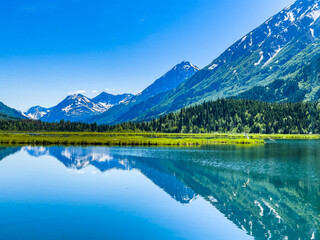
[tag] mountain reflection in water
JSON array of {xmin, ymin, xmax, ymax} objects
[{"xmin": 0, "ymin": 141, "xmax": 319, "ymax": 239}]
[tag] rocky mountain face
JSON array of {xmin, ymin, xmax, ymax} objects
[
  {"xmin": 91, "ymin": 0, "xmax": 320, "ymax": 124},
  {"xmin": 91, "ymin": 92, "xmax": 134, "ymax": 110},
  {"xmin": 24, "ymin": 106, "xmax": 52, "ymax": 120},
  {"xmin": 40, "ymin": 94, "xmax": 107, "ymax": 122}
]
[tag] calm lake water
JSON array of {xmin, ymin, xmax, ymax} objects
[{"xmin": 0, "ymin": 140, "xmax": 319, "ymax": 240}]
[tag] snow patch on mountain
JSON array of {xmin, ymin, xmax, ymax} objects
[
  {"xmin": 311, "ymin": 27, "xmax": 315, "ymax": 37},
  {"xmin": 308, "ymin": 8, "xmax": 320, "ymax": 24},
  {"xmin": 208, "ymin": 64, "xmax": 219, "ymax": 70},
  {"xmin": 285, "ymin": 11, "xmax": 296, "ymax": 22},
  {"xmin": 263, "ymin": 46, "xmax": 282, "ymax": 66},
  {"xmin": 91, "ymin": 92, "xmax": 134, "ymax": 110},
  {"xmin": 254, "ymin": 52, "xmax": 264, "ymax": 66},
  {"xmin": 98, "ymin": 102, "xmax": 114, "ymax": 110}
]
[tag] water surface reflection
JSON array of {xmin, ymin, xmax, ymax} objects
[{"xmin": 0, "ymin": 141, "xmax": 319, "ymax": 239}]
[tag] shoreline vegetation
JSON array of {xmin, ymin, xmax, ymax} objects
[
  {"xmin": 0, "ymin": 132, "xmax": 265, "ymax": 146},
  {"xmin": 0, "ymin": 132, "xmax": 319, "ymax": 147}
]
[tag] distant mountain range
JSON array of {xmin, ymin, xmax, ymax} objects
[
  {"xmin": 1, "ymin": 0, "xmax": 320, "ymax": 125},
  {"xmin": 22, "ymin": 92, "xmax": 133, "ymax": 122},
  {"xmin": 23, "ymin": 61, "xmax": 199, "ymax": 123}
]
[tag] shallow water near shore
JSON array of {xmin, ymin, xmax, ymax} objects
[{"xmin": 0, "ymin": 140, "xmax": 319, "ymax": 239}]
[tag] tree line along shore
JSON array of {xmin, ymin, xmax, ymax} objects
[{"xmin": 1, "ymin": 99, "xmax": 320, "ymax": 146}]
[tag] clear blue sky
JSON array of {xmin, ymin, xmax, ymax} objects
[{"xmin": 1, "ymin": 0, "xmax": 294, "ymax": 111}]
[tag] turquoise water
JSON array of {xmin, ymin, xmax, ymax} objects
[{"xmin": 0, "ymin": 140, "xmax": 319, "ymax": 239}]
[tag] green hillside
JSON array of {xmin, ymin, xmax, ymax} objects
[
  {"xmin": 0, "ymin": 102, "xmax": 25, "ymax": 120},
  {"xmin": 235, "ymin": 46, "xmax": 320, "ymax": 102}
]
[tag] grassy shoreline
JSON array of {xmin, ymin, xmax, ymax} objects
[
  {"xmin": 0, "ymin": 132, "xmax": 264, "ymax": 146},
  {"xmin": 0, "ymin": 132, "xmax": 319, "ymax": 147}
]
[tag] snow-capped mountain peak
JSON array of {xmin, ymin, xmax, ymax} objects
[
  {"xmin": 61, "ymin": 94, "xmax": 106, "ymax": 114},
  {"xmin": 140, "ymin": 61, "xmax": 199, "ymax": 100},
  {"xmin": 40, "ymin": 94, "xmax": 107, "ymax": 122},
  {"xmin": 172, "ymin": 61, "xmax": 199, "ymax": 72},
  {"xmin": 24, "ymin": 106, "xmax": 52, "ymax": 120}
]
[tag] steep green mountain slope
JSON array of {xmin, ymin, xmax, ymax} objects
[
  {"xmin": 92, "ymin": 0, "xmax": 320, "ymax": 125},
  {"xmin": 0, "ymin": 102, "xmax": 25, "ymax": 120},
  {"xmin": 235, "ymin": 46, "xmax": 320, "ymax": 102}
]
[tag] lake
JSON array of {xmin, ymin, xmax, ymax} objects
[{"xmin": 0, "ymin": 140, "xmax": 319, "ymax": 239}]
